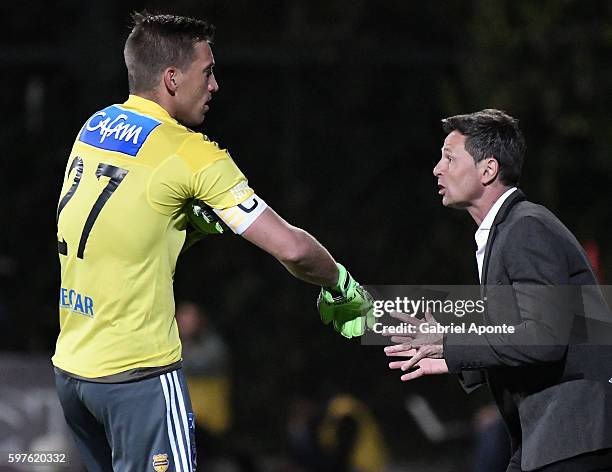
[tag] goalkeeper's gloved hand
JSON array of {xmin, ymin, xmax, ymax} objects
[
  {"xmin": 317, "ymin": 263, "xmax": 374, "ymax": 338},
  {"xmin": 186, "ymin": 199, "xmax": 227, "ymax": 235},
  {"xmin": 181, "ymin": 200, "xmax": 228, "ymax": 254}
]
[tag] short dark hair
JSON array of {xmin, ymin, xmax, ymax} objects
[
  {"xmin": 124, "ymin": 12, "xmax": 216, "ymax": 93},
  {"xmin": 441, "ymin": 109, "xmax": 525, "ymax": 186}
]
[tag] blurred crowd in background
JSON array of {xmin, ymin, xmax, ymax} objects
[{"xmin": 2, "ymin": 1, "xmax": 612, "ymax": 470}]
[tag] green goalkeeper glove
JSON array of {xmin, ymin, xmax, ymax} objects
[
  {"xmin": 317, "ymin": 263, "xmax": 374, "ymax": 338},
  {"xmin": 186, "ymin": 199, "xmax": 227, "ymax": 235}
]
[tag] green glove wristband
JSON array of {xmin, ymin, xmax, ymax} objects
[{"xmin": 329, "ymin": 263, "xmax": 349, "ymax": 295}]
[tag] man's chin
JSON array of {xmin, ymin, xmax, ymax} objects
[
  {"xmin": 441, "ymin": 196, "xmax": 467, "ymax": 209},
  {"xmin": 445, "ymin": 200, "xmax": 470, "ymax": 210}
]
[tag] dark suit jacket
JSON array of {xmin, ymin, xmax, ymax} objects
[{"xmin": 443, "ymin": 189, "xmax": 612, "ymax": 471}]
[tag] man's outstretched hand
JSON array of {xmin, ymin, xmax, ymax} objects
[
  {"xmin": 385, "ymin": 347, "xmax": 449, "ymax": 381},
  {"xmin": 383, "ymin": 310, "xmax": 448, "ymax": 381}
]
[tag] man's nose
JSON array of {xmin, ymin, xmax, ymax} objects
[
  {"xmin": 433, "ymin": 159, "xmax": 443, "ymax": 176},
  {"xmin": 209, "ymin": 73, "xmax": 219, "ymax": 93}
]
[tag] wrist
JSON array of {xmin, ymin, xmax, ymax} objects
[{"xmin": 326, "ymin": 263, "xmax": 347, "ymax": 294}]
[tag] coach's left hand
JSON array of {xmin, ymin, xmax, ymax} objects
[{"xmin": 384, "ymin": 310, "xmax": 444, "ymax": 368}]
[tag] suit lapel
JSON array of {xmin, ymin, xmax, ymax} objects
[{"xmin": 481, "ymin": 189, "xmax": 526, "ymax": 287}]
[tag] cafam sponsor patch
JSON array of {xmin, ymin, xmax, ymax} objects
[{"xmin": 79, "ymin": 105, "xmax": 161, "ymax": 157}]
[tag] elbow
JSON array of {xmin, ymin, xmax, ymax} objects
[
  {"xmin": 277, "ymin": 229, "xmax": 310, "ymax": 266},
  {"xmin": 537, "ymin": 344, "xmax": 567, "ymax": 363},
  {"xmin": 278, "ymin": 242, "xmax": 310, "ymax": 267},
  {"xmin": 519, "ymin": 344, "xmax": 567, "ymax": 365}
]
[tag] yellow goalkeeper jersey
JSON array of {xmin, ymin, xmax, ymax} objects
[{"xmin": 52, "ymin": 95, "xmax": 254, "ymax": 378}]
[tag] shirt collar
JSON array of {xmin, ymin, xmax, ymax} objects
[
  {"xmin": 121, "ymin": 95, "xmax": 175, "ymax": 122},
  {"xmin": 475, "ymin": 187, "xmax": 517, "ymax": 245}
]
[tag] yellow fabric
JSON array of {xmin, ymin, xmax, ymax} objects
[
  {"xmin": 53, "ymin": 95, "xmax": 253, "ymax": 378},
  {"xmin": 319, "ymin": 395, "xmax": 389, "ymax": 472},
  {"xmin": 187, "ymin": 376, "xmax": 231, "ymax": 434}
]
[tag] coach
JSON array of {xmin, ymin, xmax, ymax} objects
[{"xmin": 385, "ymin": 109, "xmax": 612, "ymax": 471}]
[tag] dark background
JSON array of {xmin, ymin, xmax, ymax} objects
[{"xmin": 2, "ymin": 0, "xmax": 611, "ymax": 468}]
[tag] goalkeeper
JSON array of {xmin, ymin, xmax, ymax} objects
[{"xmin": 53, "ymin": 11, "xmax": 372, "ymax": 472}]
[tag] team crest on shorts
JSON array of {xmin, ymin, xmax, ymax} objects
[{"xmin": 152, "ymin": 453, "xmax": 169, "ymax": 472}]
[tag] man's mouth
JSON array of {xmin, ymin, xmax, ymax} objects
[{"xmin": 438, "ymin": 184, "xmax": 446, "ymax": 195}]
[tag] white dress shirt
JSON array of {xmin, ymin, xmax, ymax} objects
[{"xmin": 475, "ymin": 187, "xmax": 517, "ymax": 282}]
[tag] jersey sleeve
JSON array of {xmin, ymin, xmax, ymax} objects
[
  {"xmin": 146, "ymin": 133, "xmax": 255, "ymax": 216},
  {"xmin": 179, "ymin": 134, "xmax": 255, "ymax": 209}
]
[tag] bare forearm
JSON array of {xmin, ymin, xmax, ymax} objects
[
  {"xmin": 278, "ymin": 227, "xmax": 338, "ymax": 286},
  {"xmin": 241, "ymin": 207, "xmax": 339, "ymax": 287}
]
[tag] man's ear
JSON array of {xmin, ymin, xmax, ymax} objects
[
  {"xmin": 163, "ymin": 67, "xmax": 179, "ymax": 96},
  {"xmin": 481, "ymin": 157, "xmax": 499, "ymax": 185}
]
